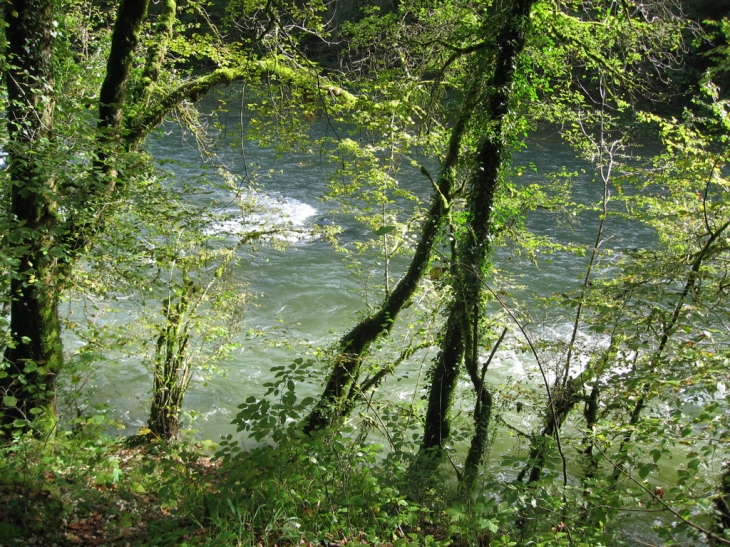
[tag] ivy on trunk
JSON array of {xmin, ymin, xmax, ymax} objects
[{"xmin": 409, "ymin": 0, "xmax": 537, "ymax": 493}]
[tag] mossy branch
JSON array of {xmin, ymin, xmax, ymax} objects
[
  {"xmin": 98, "ymin": 0, "xmax": 150, "ymax": 131},
  {"xmin": 125, "ymin": 59, "xmax": 356, "ymax": 148},
  {"xmin": 132, "ymin": 0, "xmax": 176, "ymax": 104}
]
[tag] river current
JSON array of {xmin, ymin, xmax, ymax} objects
[
  {"xmin": 66, "ymin": 105, "xmax": 693, "ymax": 544},
  {"xmin": 83, "ymin": 120, "xmax": 615, "ymax": 439}
]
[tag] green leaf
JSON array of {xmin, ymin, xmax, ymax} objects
[
  {"xmin": 112, "ymin": 467, "xmax": 123, "ymax": 483},
  {"xmin": 3, "ymin": 396, "xmax": 17, "ymax": 407},
  {"xmin": 637, "ymin": 464, "xmax": 653, "ymax": 480},
  {"xmin": 373, "ymin": 225, "xmax": 396, "ymax": 236}
]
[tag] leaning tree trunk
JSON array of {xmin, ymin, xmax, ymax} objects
[
  {"xmin": 409, "ymin": 0, "xmax": 536, "ymax": 492},
  {"xmin": 66, "ymin": 0, "xmax": 150, "ymax": 257},
  {"xmin": 301, "ymin": 107, "xmax": 473, "ymax": 435},
  {"xmin": 1, "ymin": 0, "xmax": 61, "ymax": 438}
]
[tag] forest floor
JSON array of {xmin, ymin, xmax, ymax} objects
[{"xmin": 0, "ymin": 436, "xmax": 453, "ymax": 547}]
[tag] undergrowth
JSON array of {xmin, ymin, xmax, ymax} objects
[{"xmin": 0, "ymin": 430, "xmax": 466, "ymax": 547}]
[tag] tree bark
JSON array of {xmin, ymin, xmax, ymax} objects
[
  {"xmin": 461, "ymin": 326, "xmax": 506, "ymax": 493},
  {"xmin": 1, "ymin": 0, "xmax": 61, "ymax": 437},
  {"xmin": 98, "ymin": 0, "xmax": 150, "ymax": 133},
  {"xmin": 410, "ymin": 0, "xmax": 536, "ymax": 491},
  {"xmin": 132, "ymin": 0, "xmax": 176, "ymax": 105},
  {"xmin": 64, "ymin": 0, "xmax": 151, "ymax": 259}
]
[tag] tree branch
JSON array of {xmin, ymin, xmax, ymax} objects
[{"xmin": 125, "ymin": 59, "xmax": 356, "ymax": 148}]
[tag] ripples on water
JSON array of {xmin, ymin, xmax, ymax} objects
[{"xmin": 80, "ymin": 122, "xmax": 664, "ymax": 439}]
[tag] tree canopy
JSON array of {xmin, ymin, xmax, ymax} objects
[{"xmin": 3, "ymin": 0, "xmax": 730, "ymax": 545}]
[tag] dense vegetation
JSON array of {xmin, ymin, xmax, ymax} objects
[{"xmin": 2, "ymin": 0, "xmax": 730, "ymax": 545}]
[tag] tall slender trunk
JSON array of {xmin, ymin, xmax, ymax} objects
[
  {"xmin": 1, "ymin": 0, "xmax": 61, "ymax": 437},
  {"xmin": 410, "ymin": 0, "xmax": 536, "ymax": 492}
]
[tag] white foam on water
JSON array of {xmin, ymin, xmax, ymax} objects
[{"xmin": 206, "ymin": 191, "xmax": 317, "ymax": 243}]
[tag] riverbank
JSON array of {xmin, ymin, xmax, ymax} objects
[{"xmin": 0, "ymin": 433, "xmax": 461, "ymax": 547}]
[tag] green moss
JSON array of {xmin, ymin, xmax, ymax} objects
[{"xmin": 0, "ymin": 522, "xmax": 26, "ymax": 540}]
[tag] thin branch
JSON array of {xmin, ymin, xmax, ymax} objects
[{"xmin": 594, "ymin": 441, "xmax": 730, "ymax": 545}]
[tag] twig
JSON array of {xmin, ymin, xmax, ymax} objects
[{"xmin": 593, "ymin": 441, "xmax": 730, "ymax": 544}]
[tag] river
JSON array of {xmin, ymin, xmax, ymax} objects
[
  {"xmin": 68, "ymin": 101, "xmax": 705, "ymax": 545},
  {"xmin": 76, "ymin": 110, "xmax": 654, "ymax": 441},
  {"xmin": 82, "ymin": 121, "xmax": 602, "ymax": 439}
]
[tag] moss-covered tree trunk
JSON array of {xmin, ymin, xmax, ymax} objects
[
  {"xmin": 0, "ymin": 0, "xmax": 61, "ymax": 437},
  {"xmin": 148, "ymin": 292, "xmax": 193, "ymax": 440},
  {"xmin": 66, "ymin": 0, "xmax": 150, "ymax": 257},
  {"xmin": 409, "ymin": 0, "xmax": 536, "ymax": 491},
  {"xmin": 1, "ymin": 0, "xmax": 152, "ymax": 439},
  {"xmin": 301, "ymin": 109, "xmax": 472, "ymax": 435},
  {"xmin": 134, "ymin": 0, "xmax": 176, "ymax": 104}
]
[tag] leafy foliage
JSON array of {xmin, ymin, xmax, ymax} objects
[{"xmin": 6, "ymin": 0, "xmax": 730, "ymax": 546}]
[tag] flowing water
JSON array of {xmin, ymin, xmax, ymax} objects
[
  {"xmin": 70, "ymin": 106, "xmax": 702, "ymax": 544},
  {"xmin": 80, "ymin": 113, "xmax": 654, "ymax": 443}
]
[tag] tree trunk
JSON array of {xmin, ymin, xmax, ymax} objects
[
  {"xmin": 461, "ymin": 326, "xmax": 506, "ymax": 493},
  {"xmin": 132, "ymin": 0, "xmax": 176, "ymax": 104},
  {"xmin": 301, "ymin": 109, "xmax": 472, "ymax": 435},
  {"xmin": 148, "ymin": 323, "xmax": 189, "ymax": 441},
  {"xmin": 148, "ymin": 285, "xmax": 194, "ymax": 441},
  {"xmin": 517, "ymin": 379, "xmax": 580, "ymax": 484},
  {"xmin": 65, "ymin": 0, "xmax": 151, "ymax": 258},
  {"xmin": 2, "ymin": 265, "xmax": 63, "ymax": 435},
  {"xmin": 1, "ymin": 0, "xmax": 61, "ymax": 438},
  {"xmin": 409, "ymin": 0, "xmax": 536, "ymax": 491},
  {"xmin": 99, "ymin": 0, "xmax": 150, "ymax": 134}
]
